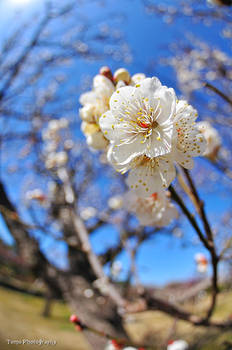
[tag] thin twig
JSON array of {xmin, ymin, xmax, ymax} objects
[{"xmin": 204, "ymin": 82, "xmax": 232, "ymax": 107}]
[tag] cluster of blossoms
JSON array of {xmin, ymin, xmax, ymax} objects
[
  {"xmin": 42, "ymin": 118, "xmax": 71, "ymax": 170},
  {"xmin": 194, "ymin": 253, "xmax": 208, "ymax": 274},
  {"xmin": 79, "ymin": 67, "xmax": 208, "ymax": 228},
  {"xmin": 170, "ymin": 39, "xmax": 232, "ymax": 97},
  {"xmin": 99, "ymin": 72, "xmax": 206, "ymax": 197},
  {"xmin": 79, "ymin": 67, "xmax": 146, "ymax": 151},
  {"xmin": 108, "ymin": 195, "xmax": 123, "ymax": 210},
  {"xmin": 80, "ymin": 206, "xmax": 97, "ymax": 221}
]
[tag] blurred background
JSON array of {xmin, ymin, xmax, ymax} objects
[{"xmin": 0, "ymin": 0, "xmax": 232, "ymax": 349}]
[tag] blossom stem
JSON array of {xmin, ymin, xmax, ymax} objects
[
  {"xmin": 181, "ymin": 168, "xmax": 219, "ymax": 320},
  {"xmin": 169, "ymin": 185, "xmax": 211, "ymax": 251}
]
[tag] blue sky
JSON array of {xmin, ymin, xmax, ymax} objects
[{"xmin": 0, "ymin": 0, "xmax": 231, "ymax": 286}]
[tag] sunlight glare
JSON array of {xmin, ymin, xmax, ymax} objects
[{"xmin": 10, "ymin": 0, "xmax": 33, "ymax": 6}]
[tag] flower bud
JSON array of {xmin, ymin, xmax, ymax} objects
[
  {"xmin": 131, "ymin": 73, "xmax": 146, "ymax": 86},
  {"xmin": 79, "ymin": 104, "xmax": 95, "ymax": 123},
  {"xmin": 70, "ymin": 315, "xmax": 79, "ymax": 323},
  {"xmin": 87, "ymin": 131, "xmax": 108, "ymax": 150},
  {"xmin": 99, "ymin": 66, "xmax": 114, "ymax": 82},
  {"xmin": 81, "ymin": 121, "xmax": 99, "ymax": 136},
  {"xmin": 113, "ymin": 68, "xmax": 131, "ymax": 84}
]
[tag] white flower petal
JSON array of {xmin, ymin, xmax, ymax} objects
[
  {"xmin": 99, "ymin": 110, "xmax": 119, "ymax": 141},
  {"xmin": 154, "ymin": 86, "xmax": 176, "ymax": 125},
  {"xmin": 174, "ymin": 149, "xmax": 194, "ymax": 169},
  {"xmin": 145, "ymin": 124, "xmax": 173, "ymax": 158},
  {"xmin": 110, "ymin": 86, "xmax": 136, "ymax": 116},
  {"xmin": 126, "ymin": 157, "xmax": 176, "ymax": 197},
  {"xmin": 113, "ymin": 138, "xmax": 147, "ymax": 166}
]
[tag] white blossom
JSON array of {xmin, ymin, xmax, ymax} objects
[
  {"xmin": 194, "ymin": 253, "xmax": 208, "ymax": 273},
  {"xmin": 108, "ymin": 195, "xmax": 123, "ymax": 210},
  {"xmin": 125, "ymin": 190, "xmax": 178, "ymax": 227},
  {"xmin": 80, "ymin": 207, "xmax": 97, "ymax": 220},
  {"xmin": 59, "ymin": 117, "xmax": 69, "ymax": 129},
  {"xmin": 47, "ymin": 119, "xmax": 61, "ymax": 132},
  {"xmin": 26, "ymin": 189, "xmax": 46, "ymax": 203},
  {"xmin": 45, "ymin": 151, "xmax": 68, "ymax": 169},
  {"xmin": 172, "ymin": 100, "xmax": 206, "ymax": 169},
  {"xmin": 104, "ymin": 341, "xmax": 122, "ymax": 350},
  {"xmin": 197, "ymin": 121, "xmax": 221, "ymax": 160},
  {"xmin": 100, "ymin": 77, "xmax": 176, "ymax": 162},
  {"xmin": 167, "ymin": 340, "xmax": 189, "ymax": 350},
  {"xmin": 100, "ymin": 77, "xmax": 205, "ymax": 196},
  {"xmin": 84, "ymin": 288, "xmax": 94, "ymax": 298},
  {"xmin": 104, "ymin": 341, "xmax": 137, "ymax": 350}
]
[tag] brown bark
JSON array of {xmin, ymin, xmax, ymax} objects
[{"xmin": 0, "ymin": 181, "xmax": 128, "ymax": 350}]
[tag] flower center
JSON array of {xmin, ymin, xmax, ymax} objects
[{"xmin": 138, "ymin": 120, "xmax": 150, "ymax": 128}]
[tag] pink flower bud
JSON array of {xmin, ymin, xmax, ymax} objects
[{"xmin": 70, "ymin": 314, "xmax": 79, "ymax": 323}]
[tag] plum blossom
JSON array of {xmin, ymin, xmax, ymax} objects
[
  {"xmin": 79, "ymin": 68, "xmax": 147, "ymax": 151},
  {"xmin": 197, "ymin": 121, "xmax": 221, "ymax": 161},
  {"xmin": 45, "ymin": 151, "xmax": 68, "ymax": 169},
  {"xmin": 42, "ymin": 118, "xmax": 70, "ymax": 170},
  {"xmin": 167, "ymin": 340, "xmax": 189, "ymax": 350},
  {"xmin": 125, "ymin": 190, "xmax": 178, "ymax": 227},
  {"xmin": 108, "ymin": 195, "xmax": 123, "ymax": 210},
  {"xmin": 80, "ymin": 207, "xmax": 97, "ymax": 221},
  {"xmin": 194, "ymin": 253, "xmax": 208, "ymax": 273},
  {"xmin": 26, "ymin": 189, "xmax": 46, "ymax": 203},
  {"xmin": 104, "ymin": 340, "xmax": 123, "ymax": 350},
  {"xmin": 104, "ymin": 341, "xmax": 139, "ymax": 350},
  {"xmin": 172, "ymin": 100, "xmax": 206, "ymax": 169},
  {"xmin": 100, "ymin": 77, "xmax": 205, "ymax": 196}
]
